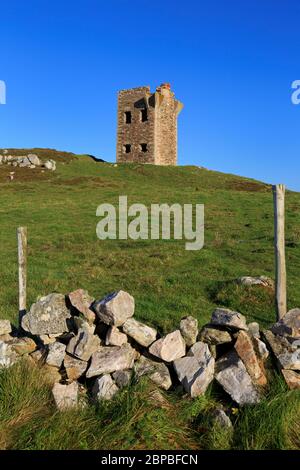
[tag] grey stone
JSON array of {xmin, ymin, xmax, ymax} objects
[
  {"xmin": 253, "ymin": 337, "xmax": 269, "ymax": 361},
  {"xmin": 21, "ymin": 293, "xmax": 71, "ymax": 335},
  {"xmin": 0, "ymin": 319, "xmax": 12, "ymax": 336},
  {"xmin": 173, "ymin": 354, "xmax": 215, "ymax": 397},
  {"xmin": 112, "ymin": 370, "xmax": 132, "ymax": 388},
  {"xmin": 271, "ymin": 308, "xmax": 300, "ymax": 338},
  {"xmin": 93, "ymin": 290, "xmax": 135, "ymax": 327},
  {"xmin": 212, "ymin": 408, "xmax": 233, "ymax": 429},
  {"xmin": 64, "ymin": 353, "xmax": 87, "ymax": 381},
  {"xmin": 122, "ymin": 318, "xmax": 157, "ymax": 347},
  {"xmin": 179, "ymin": 316, "xmax": 198, "ymax": 347},
  {"xmin": 0, "ymin": 341, "xmax": 18, "ymax": 368},
  {"xmin": 187, "ymin": 341, "xmax": 212, "ymax": 366},
  {"xmin": 86, "ymin": 343, "xmax": 136, "ymax": 378},
  {"xmin": 44, "ymin": 159, "xmax": 56, "ymax": 171},
  {"xmin": 66, "ymin": 325, "xmax": 100, "ymax": 361},
  {"xmin": 149, "ymin": 330, "xmax": 186, "ymax": 362},
  {"xmin": 215, "ymin": 351, "xmax": 260, "ymax": 405},
  {"xmin": 27, "ymin": 154, "xmax": 41, "ymax": 166},
  {"xmin": 38, "ymin": 334, "xmax": 58, "ymax": 345},
  {"xmin": 263, "ymin": 330, "xmax": 300, "ymax": 369},
  {"xmin": 199, "ymin": 325, "xmax": 232, "ymax": 345},
  {"xmin": 68, "ymin": 289, "xmax": 96, "ymax": 324},
  {"xmin": 52, "ymin": 382, "xmax": 78, "ymax": 410},
  {"xmin": 211, "ymin": 308, "xmax": 248, "ymax": 331},
  {"xmin": 92, "ymin": 375, "xmax": 119, "ymax": 401},
  {"xmin": 237, "ymin": 276, "xmax": 274, "ymax": 289},
  {"xmin": 105, "ymin": 326, "xmax": 128, "ymax": 346},
  {"xmin": 46, "ymin": 341, "xmax": 66, "ymax": 368},
  {"xmin": 9, "ymin": 337, "xmax": 36, "ymax": 355},
  {"xmin": 134, "ymin": 356, "xmax": 172, "ymax": 390},
  {"xmin": 248, "ymin": 322, "xmax": 260, "ymax": 339}
]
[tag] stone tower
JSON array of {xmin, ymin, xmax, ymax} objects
[{"xmin": 116, "ymin": 83, "xmax": 183, "ymax": 165}]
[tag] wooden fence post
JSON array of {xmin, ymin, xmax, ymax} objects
[
  {"xmin": 272, "ymin": 184, "xmax": 287, "ymax": 320},
  {"xmin": 17, "ymin": 227, "xmax": 27, "ymax": 319}
]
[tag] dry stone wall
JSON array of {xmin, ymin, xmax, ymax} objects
[{"xmin": 1, "ymin": 286, "xmax": 300, "ymax": 421}]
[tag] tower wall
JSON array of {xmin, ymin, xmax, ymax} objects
[{"xmin": 116, "ymin": 84, "xmax": 183, "ymax": 165}]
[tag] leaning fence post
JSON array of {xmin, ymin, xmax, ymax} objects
[
  {"xmin": 17, "ymin": 226, "xmax": 27, "ymax": 322},
  {"xmin": 272, "ymin": 184, "xmax": 287, "ymax": 320}
]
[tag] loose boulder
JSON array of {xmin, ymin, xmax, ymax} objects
[
  {"xmin": 282, "ymin": 369, "xmax": 300, "ymax": 390},
  {"xmin": 199, "ymin": 325, "xmax": 232, "ymax": 345},
  {"xmin": 271, "ymin": 308, "xmax": 300, "ymax": 338},
  {"xmin": 122, "ymin": 318, "xmax": 157, "ymax": 347},
  {"xmin": 149, "ymin": 330, "xmax": 186, "ymax": 362},
  {"xmin": 0, "ymin": 341, "xmax": 18, "ymax": 368},
  {"xmin": 106, "ymin": 326, "xmax": 128, "ymax": 346},
  {"xmin": 86, "ymin": 343, "xmax": 136, "ymax": 378},
  {"xmin": 9, "ymin": 337, "xmax": 36, "ymax": 356},
  {"xmin": 112, "ymin": 370, "xmax": 132, "ymax": 388},
  {"xmin": 134, "ymin": 355, "xmax": 172, "ymax": 390},
  {"xmin": 93, "ymin": 290, "xmax": 135, "ymax": 326},
  {"xmin": 92, "ymin": 375, "xmax": 119, "ymax": 401},
  {"xmin": 66, "ymin": 324, "xmax": 100, "ymax": 361},
  {"xmin": 215, "ymin": 351, "xmax": 260, "ymax": 405},
  {"xmin": 234, "ymin": 331, "xmax": 267, "ymax": 386},
  {"xmin": 0, "ymin": 319, "xmax": 12, "ymax": 336},
  {"xmin": 21, "ymin": 293, "xmax": 71, "ymax": 335},
  {"xmin": 46, "ymin": 341, "xmax": 66, "ymax": 368},
  {"xmin": 68, "ymin": 289, "xmax": 96, "ymax": 324},
  {"xmin": 211, "ymin": 308, "xmax": 248, "ymax": 331},
  {"xmin": 173, "ymin": 354, "xmax": 215, "ymax": 397},
  {"xmin": 179, "ymin": 316, "xmax": 198, "ymax": 347},
  {"xmin": 52, "ymin": 382, "xmax": 79, "ymax": 410},
  {"xmin": 64, "ymin": 354, "xmax": 88, "ymax": 381}
]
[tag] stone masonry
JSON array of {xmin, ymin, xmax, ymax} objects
[{"xmin": 116, "ymin": 83, "xmax": 183, "ymax": 165}]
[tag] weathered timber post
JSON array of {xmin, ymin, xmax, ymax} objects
[
  {"xmin": 17, "ymin": 227, "xmax": 27, "ymax": 321},
  {"xmin": 272, "ymin": 184, "xmax": 287, "ymax": 320}
]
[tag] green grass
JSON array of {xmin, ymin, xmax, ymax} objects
[{"xmin": 0, "ymin": 148, "xmax": 300, "ymax": 449}]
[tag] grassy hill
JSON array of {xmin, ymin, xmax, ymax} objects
[{"xmin": 0, "ymin": 149, "xmax": 300, "ymax": 450}]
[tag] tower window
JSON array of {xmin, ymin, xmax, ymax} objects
[
  {"xmin": 140, "ymin": 108, "xmax": 148, "ymax": 122},
  {"xmin": 124, "ymin": 111, "xmax": 131, "ymax": 124},
  {"xmin": 140, "ymin": 143, "xmax": 148, "ymax": 152},
  {"xmin": 123, "ymin": 144, "xmax": 131, "ymax": 153}
]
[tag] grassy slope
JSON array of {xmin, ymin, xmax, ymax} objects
[{"xmin": 0, "ymin": 149, "xmax": 300, "ymax": 449}]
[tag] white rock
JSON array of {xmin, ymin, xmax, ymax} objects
[
  {"xmin": 211, "ymin": 308, "xmax": 248, "ymax": 331},
  {"xmin": 86, "ymin": 343, "xmax": 136, "ymax": 378},
  {"xmin": 105, "ymin": 326, "xmax": 128, "ymax": 346},
  {"xmin": 149, "ymin": 330, "xmax": 186, "ymax": 362},
  {"xmin": 92, "ymin": 375, "xmax": 119, "ymax": 401},
  {"xmin": 0, "ymin": 341, "xmax": 18, "ymax": 368},
  {"xmin": 27, "ymin": 154, "xmax": 41, "ymax": 166},
  {"xmin": 179, "ymin": 316, "xmax": 198, "ymax": 347},
  {"xmin": 52, "ymin": 382, "xmax": 79, "ymax": 410},
  {"xmin": 46, "ymin": 341, "xmax": 66, "ymax": 368},
  {"xmin": 174, "ymin": 345, "xmax": 215, "ymax": 397},
  {"xmin": 122, "ymin": 318, "xmax": 157, "ymax": 347},
  {"xmin": 21, "ymin": 293, "xmax": 71, "ymax": 335},
  {"xmin": 66, "ymin": 325, "xmax": 101, "ymax": 361},
  {"xmin": 215, "ymin": 351, "xmax": 260, "ymax": 405},
  {"xmin": 44, "ymin": 159, "xmax": 56, "ymax": 170},
  {"xmin": 93, "ymin": 290, "xmax": 135, "ymax": 326},
  {"xmin": 0, "ymin": 320, "xmax": 12, "ymax": 336},
  {"xmin": 64, "ymin": 354, "xmax": 88, "ymax": 381},
  {"xmin": 134, "ymin": 356, "xmax": 172, "ymax": 390}
]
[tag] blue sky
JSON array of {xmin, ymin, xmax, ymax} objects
[{"xmin": 1, "ymin": 0, "xmax": 300, "ymax": 190}]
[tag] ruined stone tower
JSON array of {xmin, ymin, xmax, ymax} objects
[{"xmin": 116, "ymin": 83, "xmax": 183, "ymax": 165}]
